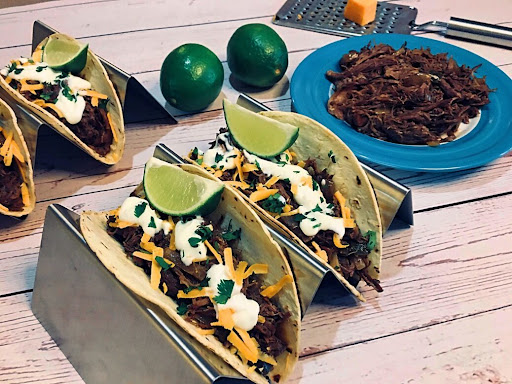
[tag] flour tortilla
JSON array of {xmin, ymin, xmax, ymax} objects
[
  {"xmin": 0, "ymin": 33, "xmax": 124, "ymax": 165},
  {"xmin": 189, "ymin": 111, "xmax": 383, "ymax": 301},
  {"xmin": 0, "ymin": 98, "xmax": 36, "ymax": 217},
  {"xmin": 80, "ymin": 164, "xmax": 300, "ymax": 384}
]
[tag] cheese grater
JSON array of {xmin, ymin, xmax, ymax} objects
[
  {"xmin": 273, "ymin": 0, "xmax": 418, "ymax": 36},
  {"xmin": 273, "ymin": 0, "xmax": 512, "ymax": 48}
]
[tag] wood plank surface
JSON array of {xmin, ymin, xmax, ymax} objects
[{"xmin": 0, "ymin": 0, "xmax": 511, "ymax": 383}]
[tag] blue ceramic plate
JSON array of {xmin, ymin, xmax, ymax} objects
[{"xmin": 290, "ymin": 34, "xmax": 512, "ymax": 172}]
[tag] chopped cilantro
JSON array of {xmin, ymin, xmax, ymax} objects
[
  {"xmin": 134, "ymin": 201, "xmax": 147, "ymax": 218},
  {"xmin": 312, "ymin": 204, "xmax": 322, "ymax": 212},
  {"xmin": 255, "ymin": 160, "xmax": 261, "ymax": 170},
  {"xmin": 183, "ymin": 277, "xmax": 210, "ymax": 294},
  {"xmin": 283, "ymin": 178, "xmax": 290, "ymax": 184},
  {"xmin": 211, "ymin": 164, "xmax": 217, "ymax": 169},
  {"xmin": 227, "ymin": 154, "xmax": 237, "ymax": 159},
  {"xmin": 222, "ymin": 227, "xmax": 241, "ymax": 241},
  {"xmin": 313, "ymin": 223, "xmax": 321, "ymax": 229},
  {"xmin": 35, "ymin": 66, "xmax": 46, "ymax": 72},
  {"xmin": 320, "ymin": 197, "xmax": 325, "ymax": 203},
  {"xmin": 293, "ymin": 213, "xmax": 306, "ymax": 222},
  {"xmin": 192, "ymin": 147, "xmax": 199, "ymax": 157},
  {"xmin": 6, "ymin": 62, "xmax": 16, "ymax": 74},
  {"xmin": 98, "ymin": 97, "xmax": 109, "ymax": 110},
  {"xmin": 219, "ymin": 165, "xmax": 224, "ymax": 170},
  {"xmin": 312, "ymin": 180, "xmax": 319, "ymax": 191},
  {"xmin": 155, "ymin": 256, "xmax": 172, "ymax": 270},
  {"xmin": 196, "ymin": 158, "xmax": 203, "ymax": 165},
  {"xmin": 328, "ymin": 150, "xmax": 336, "ymax": 163},
  {"xmin": 188, "ymin": 237, "xmax": 201, "ymax": 248},
  {"xmin": 214, "ymin": 279, "xmax": 235, "ymax": 304},
  {"xmin": 176, "ymin": 301, "xmax": 189, "ymax": 315},
  {"xmin": 56, "ymin": 71, "xmax": 69, "ymax": 79},
  {"xmin": 195, "ymin": 225, "xmax": 212, "ymax": 241},
  {"xmin": 277, "ymin": 161, "xmax": 287, "ymax": 167},
  {"xmin": 293, "ymin": 170, "xmax": 300, "ymax": 174},
  {"xmin": 40, "ymin": 92, "xmax": 53, "ymax": 102},
  {"xmin": 366, "ymin": 230, "xmax": 377, "ymax": 251},
  {"xmin": 148, "ymin": 217, "xmax": 157, "ymax": 228},
  {"xmin": 13, "ymin": 68, "xmax": 23, "ymax": 75},
  {"xmin": 261, "ymin": 193, "xmax": 285, "ymax": 213},
  {"xmin": 215, "ymin": 153, "xmax": 223, "ymax": 163},
  {"xmin": 60, "ymin": 82, "xmax": 77, "ymax": 102},
  {"xmin": 28, "ymin": 59, "xmax": 34, "ymax": 64}
]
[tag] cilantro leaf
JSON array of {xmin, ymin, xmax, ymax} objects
[
  {"xmin": 7, "ymin": 62, "xmax": 16, "ymax": 74},
  {"xmin": 215, "ymin": 153, "xmax": 223, "ymax": 163},
  {"xmin": 261, "ymin": 193, "xmax": 285, "ymax": 213},
  {"xmin": 312, "ymin": 204, "xmax": 322, "ymax": 212},
  {"xmin": 255, "ymin": 160, "xmax": 261, "ymax": 170},
  {"xmin": 222, "ymin": 228, "xmax": 241, "ymax": 241},
  {"xmin": 13, "ymin": 68, "xmax": 23, "ymax": 75},
  {"xmin": 328, "ymin": 150, "xmax": 336, "ymax": 163},
  {"xmin": 189, "ymin": 225, "xmax": 212, "ymax": 247},
  {"xmin": 35, "ymin": 66, "xmax": 47, "ymax": 72},
  {"xmin": 196, "ymin": 158, "xmax": 203, "ymax": 165},
  {"xmin": 313, "ymin": 223, "xmax": 321, "ymax": 229},
  {"xmin": 134, "ymin": 202, "xmax": 147, "ymax": 218},
  {"xmin": 192, "ymin": 147, "xmax": 199, "ymax": 157},
  {"xmin": 98, "ymin": 97, "xmax": 109, "ymax": 110},
  {"xmin": 155, "ymin": 256, "xmax": 172, "ymax": 270},
  {"xmin": 188, "ymin": 237, "xmax": 201, "ymax": 248},
  {"xmin": 214, "ymin": 279, "xmax": 235, "ymax": 304},
  {"xmin": 312, "ymin": 180, "xmax": 319, "ymax": 191},
  {"xmin": 183, "ymin": 277, "xmax": 210, "ymax": 294},
  {"xmin": 293, "ymin": 213, "xmax": 306, "ymax": 222},
  {"xmin": 177, "ymin": 301, "xmax": 189, "ymax": 315},
  {"xmin": 148, "ymin": 217, "xmax": 157, "ymax": 228},
  {"xmin": 366, "ymin": 230, "xmax": 377, "ymax": 251}
]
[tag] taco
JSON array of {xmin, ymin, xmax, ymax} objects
[
  {"xmin": 0, "ymin": 34, "xmax": 124, "ymax": 165},
  {"xmin": 80, "ymin": 160, "xmax": 300, "ymax": 384},
  {"xmin": 188, "ymin": 102, "xmax": 382, "ymax": 301},
  {"xmin": 0, "ymin": 97, "xmax": 36, "ymax": 217}
]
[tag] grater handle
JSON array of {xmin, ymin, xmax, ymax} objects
[{"xmin": 445, "ymin": 17, "xmax": 512, "ymax": 49}]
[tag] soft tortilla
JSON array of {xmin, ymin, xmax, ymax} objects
[
  {"xmin": 80, "ymin": 164, "xmax": 300, "ymax": 384},
  {"xmin": 189, "ymin": 111, "xmax": 383, "ymax": 301},
  {"xmin": 0, "ymin": 97, "xmax": 36, "ymax": 217},
  {"xmin": 0, "ymin": 33, "xmax": 125, "ymax": 165}
]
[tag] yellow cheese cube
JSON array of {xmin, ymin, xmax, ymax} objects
[{"xmin": 344, "ymin": 0, "xmax": 378, "ymax": 26}]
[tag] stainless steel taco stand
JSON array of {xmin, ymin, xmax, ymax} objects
[{"xmin": 32, "ymin": 204, "xmax": 251, "ymax": 384}]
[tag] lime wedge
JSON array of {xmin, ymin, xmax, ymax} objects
[
  {"xmin": 43, "ymin": 35, "xmax": 88, "ymax": 74},
  {"xmin": 143, "ymin": 157, "xmax": 224, "ymax": 216},
  {"xmin": 223, "ymin": 99, "xmax": 299, "ymax": 158}
]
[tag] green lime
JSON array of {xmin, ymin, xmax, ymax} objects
[
  {"xmin": 223, "ymin": 99, "xmax": 298, "ymax": 158},
  {"xmin": 42, "ymin": 35, "xmax": 88, "ymax": 74},
  {"xmin": 143, "ymin": 157, "xmax": 224, "ymax": 216},
  {"xmin": 160, "ymin": 44, "xmax": 224, "ymax": 112},
  {"xmin": 227, "ymin": 24, "xmax": 288, "ymax": 88}
]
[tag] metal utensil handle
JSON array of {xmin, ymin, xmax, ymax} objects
[{"xmin": 445, "ymin": 17, "xmax": 512, "ymax": 49}]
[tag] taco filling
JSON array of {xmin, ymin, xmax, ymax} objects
[
  {"xmin": 190, "ymin": 129, "xmax": 382, "ymax": 292},
  {"xmin": 106, "ymin": 195, "xmax": 293, "ymax": 376},
  {"xmin": 0, "ymin": 127, "xmax": 30, "ymax": 212},
  {"xmin": 0, "ymin": 58, "xmax": 114, "ymax": 156}
]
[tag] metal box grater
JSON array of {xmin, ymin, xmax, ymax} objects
[{"xmin": 273, "ymin": 0, "xmax": 418, "ymax": 37}]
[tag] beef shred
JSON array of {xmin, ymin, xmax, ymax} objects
[
  {"xmin": 326, "ymin": 43, "xmax": 492, "ymax": 145},
  {"xmin": 0, "ymin": 133, "xmax": 24, "ymax": 211}
]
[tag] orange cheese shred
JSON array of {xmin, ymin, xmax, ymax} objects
[
  {"xmin": 234, "ymin": 261, "xmax": 248, "ymax": 286},
  {"xmin": 196, "ymin": 328, "xmax": 215, "ymax": 335},
  {"xmin": 242, "ymin": 163, "xmax": 258, "ymax": 173},
  {"xmin": 242, "ymin": 264, "xmax": 269, "ymax": 279},
  {"xmin": 260, "ymin": 275, "xmax": 293, "ymax": 298},
  {"xmin": 225, "ymin": 181, "xmax": 250, "ymax": 189},
  {"xmin": 311, "ymin": 241, "xmax": 328, "ymax": 262},
  {"xmin": 162, "ymin": 282, "xmax": 168, "ymax": 294},
  {"xmin": 290, "ymin": 184, "xmax": 298, "ymax": 195},
  {"xmin": 32, "ymin": 49, "xmax": 43, "ymax": 62},
  {"xmin": 227, "ymin": 331, "xmax": 259, "ymax": 363},
  {"xmin": 109, "ymin": 220, "xmax": 137, "ymax": 229},
  {"xmin": 214, "ymin": 170, "xmax": 223, "ymax": 178},
  {"xmin": 333, "ymin": 233, "xmax": 349, "ymax": 249},
  {"xmin": 258, "ymin": 315, "xmax": 266, "ymax": 323},
  {"xmin": 259, "ymin": 353, "xmax": 278, "ymax": 366},
  {"xmin": 20, "ymin": 82, "xmax": 44, "ymax": 94},
  {"xmin": 150, "ymin": 258, "xmax": 162, "ymax": 290},
  {"xmin": 152, "ymin": 246, "xmax": 164, "ymax": 258},
  {"xmin": 234, "ymin": 150, "xmax": 244, "ymax": 182},
  {"xmin": 297, "ymin": 160, "xmax": 306, "ymax": 168},
  {"xmin": 9, "ymin": 140, "xmax": 24, "ymax": 163},
  {"xmin": 20, "ymin": 183, "xmax": 30, "ymax": 206},
  {"xmin": 133, "ymin": 251, "xmax": 153, "ymax": 261},
  {"xmin": 140, "ymin": 241, "xmax": 156, "ymax": 253},
  {"xmin": 204, "ymin": 240, "xmax": 223, "ymax": 264},
  {"xmin": 235, "ymin": 327, "xmax": 259, "ymax": 358},
  {"xmin": 141, "ymin": 233, "xmax": 151, "ymax": 243},
  {"xmin": 3, "ymin": 146, "xmax": 13, "ymax": 166},
  {"xmin": 0, "ymin": 131, "xmax": 13, "ymax": 157},
  {"xmin": 107, "ymin": 112, "xmax": 118, "ymax": 143},
  {"xmin": 344, "ymin": 218, "xmax": 356, "ymax": 228},
  {"xmin": 224, "ymin": 247, "xmax": 235, "ymax": 280},
  {"xmin": 334, "ymin": 191, "xmax": 346, "ymax": 209},
  {"xmin": 80, "ymin": 90, "xmax": 108, "ymax": 99},
  {"xmin": 177, "ymin": 289, "xmax": 212, "ymax": 299},
  {"xmin": 211, "ymin": 308, "xmax": 235, "ymax": 330},
  {"xmin": 91, "ymin": 96, "xmax": 99, "ymax": 107},
  {"xmin": 42, "ymin": 103, "xmax": 64, "ymax": 118},
  {"xmin": 264, "ymin": 175, "xmax": 280, "ymax": 188},
  {"xmin": 249, "ymin": 188, "xmax": 278, "ymax": 203},
  {"xmin": 278, "ymin": 208, "xmax": 299, "ymax": 218}
]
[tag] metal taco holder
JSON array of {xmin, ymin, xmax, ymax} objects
[{"xmin": 32, "ymin": 204, "xmax": 251, "ymax": 384}]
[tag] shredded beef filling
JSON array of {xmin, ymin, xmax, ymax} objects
[
  {"xmin": 326, "ymin": 43, "xmax": 492, "ymax": 145},
  {"xmin": 106, "ymin": 215, "xmax": 290, "ymax": 359},
  {"xmin": 0, "ymin": 133, "xmax": 24, "ymax": 211},
  {"xmin": 9, "ymin": 79, "xmax": 113, "ymax": 156}
]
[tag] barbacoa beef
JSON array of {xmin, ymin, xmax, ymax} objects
[
  {"xmin": 0, "ymin": 133, "xmax": 24, "ymax": 211},
  {"xmin": 326, "ymin": 43, "xmax": 492, "ymax": 145}
]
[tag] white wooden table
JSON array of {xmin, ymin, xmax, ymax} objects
[{"xmin": 1, "ymin": 1, "xmax": 511, "ymax": 383}]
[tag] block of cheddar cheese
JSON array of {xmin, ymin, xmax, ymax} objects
[{"xmin": 344, "ymin": 0, "xmax": 378, "ymax": 26}]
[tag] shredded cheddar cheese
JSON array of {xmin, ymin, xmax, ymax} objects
[
  {"xmin": 204, "ymin": 240, "xmax": 223, "ymax": 264},
  {"xmin": 150, "ymin": 258, "xmax": 162, "ymax": 290},
  {"xmin": 80, "ymin": 90, "xmax": 108, "ymax": 99},
  {"xmin": 242, "ymin": 163, "xmax": 258, "ymax": 173},
  {"xmin": 258, "ymin": 315, "xmax": 266, "ymax": 323},
  {"xmin": 162, "ymin": 282, "xmax": 168, "ymax": 294},
  {"xmin": 225, "ymin": 181, "xmax": 250, "ymax": 189},
  {"xmin": 227, "ymin": 331, "xmax": 259, "ymax": 363},
  {"xmin": 333, "ymin": 233, "xmax": 349, "ymax": 249},
  {"xmin": 196, "ymin": 328, "xmax": 215, "ymax": 335},
  {"xmin": 20, "ymin": 183, "xmax": 30, "ymax": 206},
  {"xmin": 249, "ymin": 188, "xmax": 278, "ymax": 203},
  {"xmin": 141, "ymin": 233, "xmax": 151, "ymax": 243},
  {"xmin": 224, "ymin": 247, "xmax": 236, "ymax": 280},
  {"xmin": 211, "ymin": 308, "xmax": 235, "ymax": 329},
  {"xmin": 264, "ymin": 175, "xmax": 280, "ymax": 188},
  {"xmin": 260, "ymin": 275, "xmax": 293, "ymax": 298},
  {"xmin": 311, "ymin": 241, "xmax": 328, "ymax": 262},
  {"xmin": 9, "ymin": 140, "xmax": 24, "ymax": 163},
  {"xmin": 91, "ymin": 97, "xmax": 99, "ymax": 107},
  {"xmin": 242, "ymin": 264, "xmax": 269, "ymax": 279},
  {"xmin": 0, "ymin": 131, "xmax": 13, "ymax": 157},
  {"xmin": 177, "ymin": 289, "xmax": 212, "ymax": 299},
  {"xmin": 133, "ymin": 251, "xmax": 152, "ymax": 261}
]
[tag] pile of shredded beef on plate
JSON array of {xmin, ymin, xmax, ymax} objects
[{"xmin": 326, "ymin": 43, "xmax": 492, "ymax": 145}]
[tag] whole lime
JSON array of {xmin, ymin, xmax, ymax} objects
[
  {"xmin": 227, "ymin": 24, "xmax": 288, "ymax": 88},
  {"xmin": 160, "ymin": 44, "xmax": 224, "ymax": 112}
]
